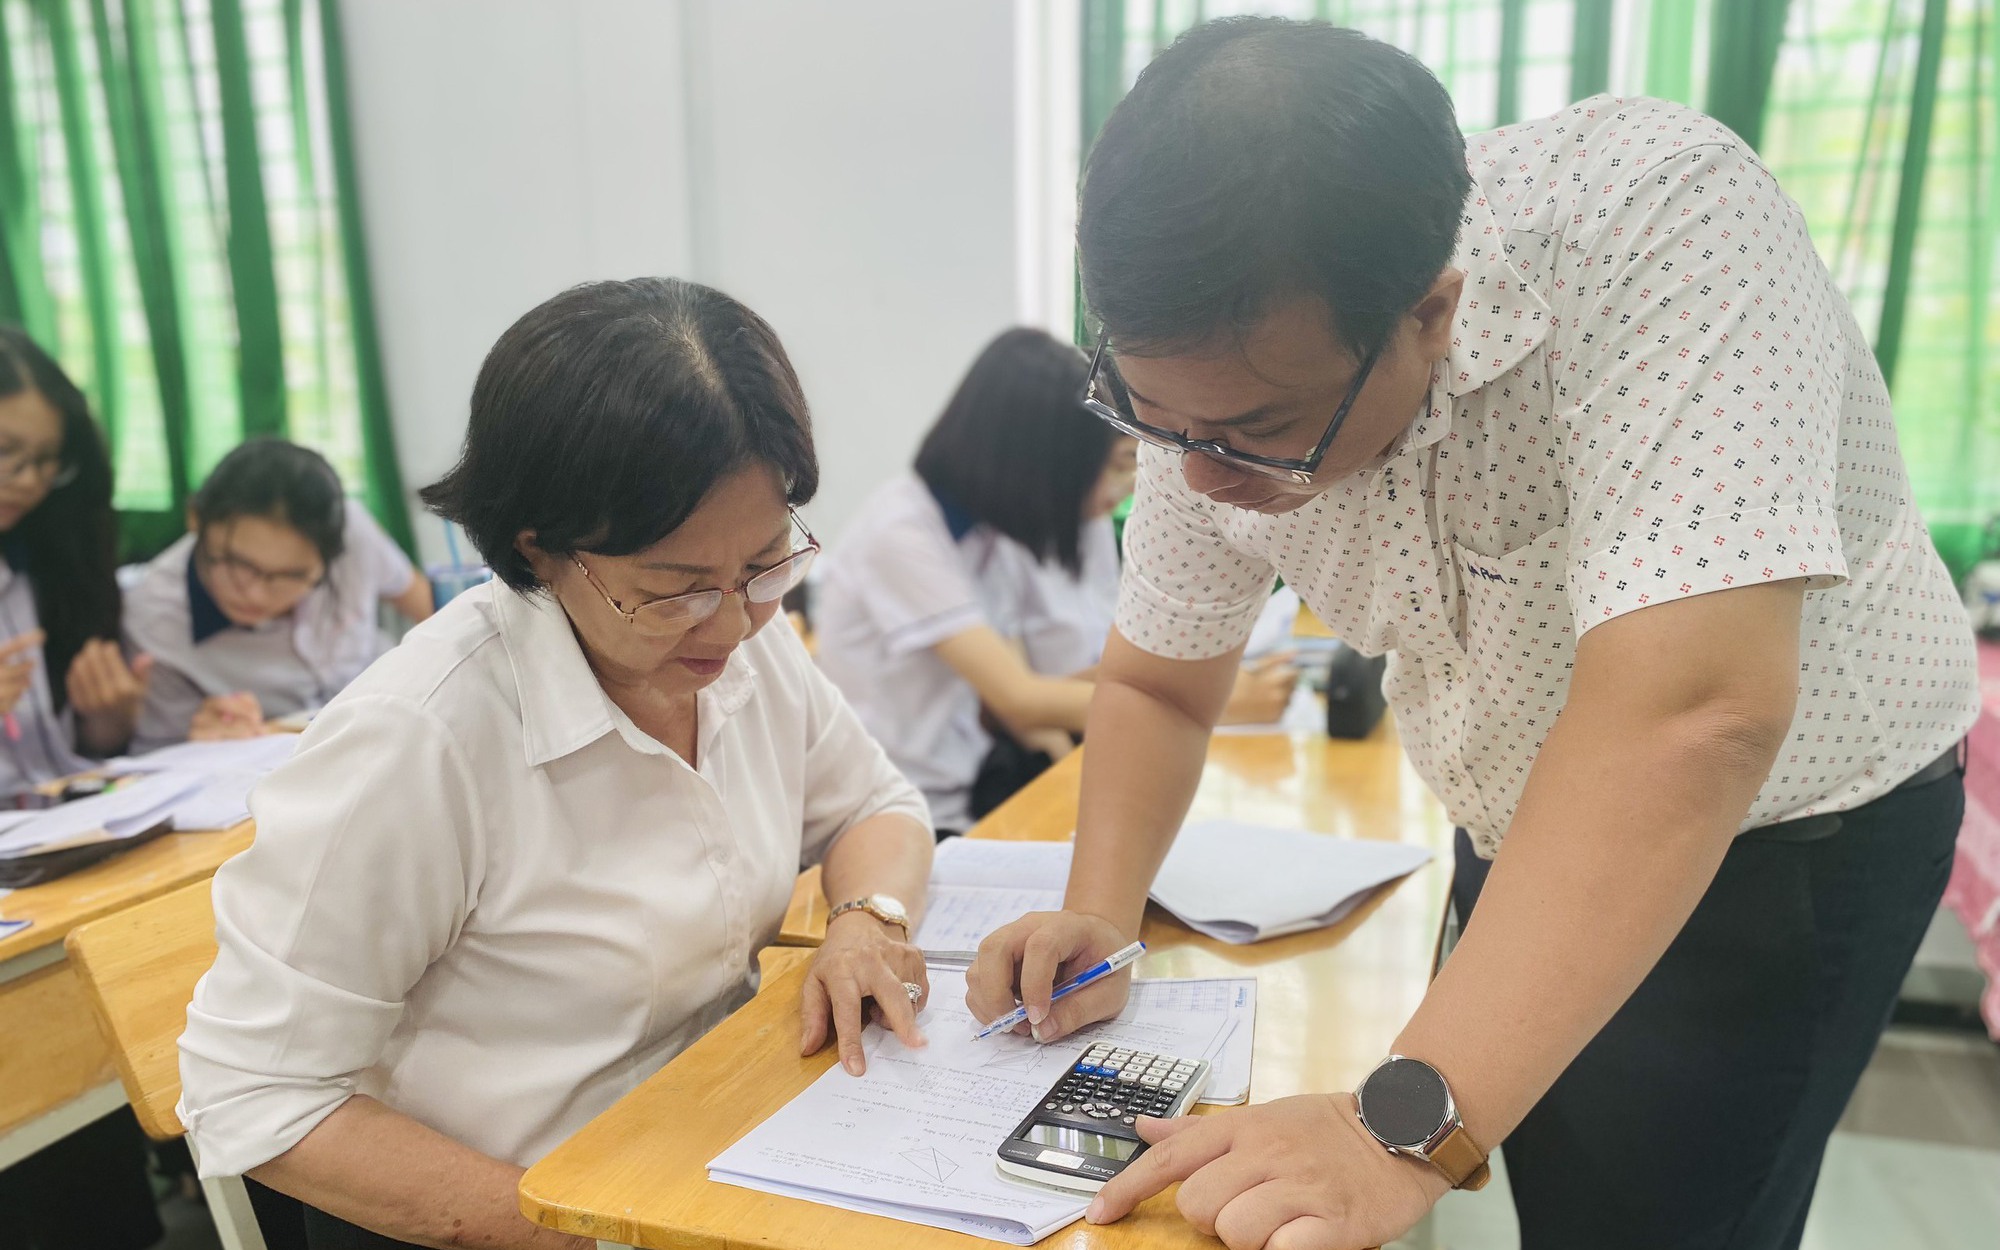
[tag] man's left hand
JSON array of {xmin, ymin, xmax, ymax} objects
[{"xmin": 1086, "ymin": 1092, "xmax": 1450, "ymax": 1250}]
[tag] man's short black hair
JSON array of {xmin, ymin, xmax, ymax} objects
[
  {"xmin": 422, "ymin": 277, "xmax": 818, "ymax": 591},
  {"xmin": 1079, "ymin": 18, "xmax": 1472, "ymax": 358},
  {"xmin": 913, "ymin": 327, "xmax": 1106, "ymax": 576}
]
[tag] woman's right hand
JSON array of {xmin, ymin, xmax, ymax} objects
[
  {"xmin": 0, "ymin": 630, "xmax": 44, "ymax": 717},
  {"xmin": 1219, "ymin": 653, "xmax": 1299, "ymax": 725},
  {"xmin": 964, "ymin": 909, "xmax": 1134, "ymax": 1045},
  {"xmin": 191, "ymin": 692, "xmax": 266, "ymax": 740}
]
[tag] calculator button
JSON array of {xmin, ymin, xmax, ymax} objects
[
  {"xmin": 1044, "ymin": 1102, "xmax": 1058, "ymax": 1110},
  {"xmin": 1060, "ymin": 1103, "xmax": 1077, "ymax": 1112},
  {"xmin": 1140, "ymin": 1076, "xmax": 1162, "ymax": 1088},
  {"xmin": 1118, "ymin": 1071, "xmax": 1139, "ymax": 1083},
  {"xmin": 1164, "ymin": 1080, "xmax": 1185, "ymax": 1092}
]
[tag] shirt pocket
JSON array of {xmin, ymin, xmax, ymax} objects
[{"xmin": 1447, "ymin": 525, "xmax": 1575, "ymax": 840}]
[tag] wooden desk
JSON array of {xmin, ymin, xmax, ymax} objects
[
  {"xmin": 522, "ymin": 721, "xmax": 1454, "ymax": 1248},
  {"xmin": 0, "ymin": 824, "xmax": 252, "ymax": 1167}
]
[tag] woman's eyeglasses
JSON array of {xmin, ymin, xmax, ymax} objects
[
  {"xmin": 1080, "ymin": 332, "xmax": 1379, "ymax": 485},
  {"xmin": 572, "ymin": 512, "xmax": 820, "ymax": 634}
]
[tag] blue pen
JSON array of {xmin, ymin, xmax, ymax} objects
[{"xmin": 973, "ymin": 940, "xmax": 1147, "ymax": 1040}]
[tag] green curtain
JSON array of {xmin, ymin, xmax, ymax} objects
[
  {"xmin": 0, "ymin": 0, "xmax": 410, "ymax": 559},
  {"xmin": 1078, "ymin": 0, "xmax": 2000, "ymax": 578}
]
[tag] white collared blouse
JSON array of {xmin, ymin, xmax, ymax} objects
[
  {"xmin": 178, "ymin": 580, "xmax": 928, "ymax": 1177},
  {"xmin": 1115, "ymin": 97, "xmax": 1979, "ymax": 854}
]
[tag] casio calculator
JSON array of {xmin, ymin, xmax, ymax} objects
[{"xmin": 995, "ymin": 1041, "xmax": 1210, "ymax": 1193}]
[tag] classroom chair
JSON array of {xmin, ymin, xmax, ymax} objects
[{"xmin": 64, "ymin": 881, "xmax": 269, "ymax": 1250}]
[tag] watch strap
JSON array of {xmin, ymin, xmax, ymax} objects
[
  {"xmin": 827, "ymin": 897, "xmax": 908, "ymax": 935},
  {"xmin": 1426, "ymin": 1124, "xmax": 1490, "ymax": 1191}
]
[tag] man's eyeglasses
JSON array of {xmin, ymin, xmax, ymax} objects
[
  {"xmin": 1080, "ymin": 333, "xmax": 1380, "ymax": 485},
  {"xmin": 572, "ymin": 512, "xmax": 820, "ymax": 634},
  {"xmin": 197, "ymin": 543, "xmax": 324, "ymax": 593},
  {"xmin": 0, "ymin": 445, "xmax": 77, "ymax": 490}
]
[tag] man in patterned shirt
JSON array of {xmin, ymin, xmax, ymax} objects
[{"xmin": 966, "ymin": 18, "xmax": 1979, "ymax": 1250}]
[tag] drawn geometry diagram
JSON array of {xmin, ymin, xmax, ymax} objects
[
  {"xmin": 976, "ymin": 1034, "xmax": 1044, "ymax": 1074},
  {"xmin": 898, "ymin": 1145, "xmax": 961, "ymax": 1182}
]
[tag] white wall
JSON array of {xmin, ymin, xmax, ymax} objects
[
  {"xmin": 341, "ymin": 0, "xmax": 695, "ymax": 566},
  {"xmin": 684, "ymin": 0, "xmax": 1026, "ymax": 543},
  {"xmin": 342, "ymin": 0, "xmax": 1070, "ymax": 565}
]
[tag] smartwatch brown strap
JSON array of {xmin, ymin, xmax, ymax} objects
[{"xmin": 1427, "ymin": 1125, "xmax": 1491, "ymax": 1191}]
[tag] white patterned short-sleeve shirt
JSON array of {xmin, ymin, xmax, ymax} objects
[{"xmin": 1116, "ymin": 96, "xmax": 1980, "ymax": 854}]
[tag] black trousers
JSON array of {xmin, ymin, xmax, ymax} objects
[{"xmin": 1450, "ymin": 767, "xmax": 1964, "ymax": 1250}]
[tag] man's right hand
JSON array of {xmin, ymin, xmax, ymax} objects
[{"xmin": 964, "ymin": 909, "xmax": 1135, "ymax": 1044}]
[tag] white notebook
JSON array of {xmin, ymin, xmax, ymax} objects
[
  {"xmin": 916, "ymin": 821, "xmax": 1432, "ymax": 952},
  {"xmin": 708, "ymin": 966, "xmax": 1255, "ymax": 1244}
]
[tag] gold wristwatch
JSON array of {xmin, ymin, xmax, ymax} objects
[
  {"xmin": 1355, "ymin": 1055, "xmax": 1491, "ymax": 1190},
  {"xmin": 826, "ymin": 893, "xmax": 911, "ymax": 938}
]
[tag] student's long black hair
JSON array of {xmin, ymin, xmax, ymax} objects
[
  {"xmin": 913, "ymin": 328, "xmax": 1108, "ymax": 575},
  {"xmin": 0, "ymin": 327, "xmax": 122, "ymax": 713}
]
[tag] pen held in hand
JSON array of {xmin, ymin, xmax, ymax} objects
[{"xmin": 973, "ymin": 940, "xmax": 1146, "ymax": 1041}]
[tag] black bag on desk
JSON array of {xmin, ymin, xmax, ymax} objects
[
  {"xmin": 0, "ymin": 820, "xmax": 172, "ymax": 889},
  {"xmin": 1323, "ymin": 647, "xmax": 1389, "ymax": 740}
]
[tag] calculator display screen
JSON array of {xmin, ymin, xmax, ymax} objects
[{"xmin": 1026, "ymin": 1123, "xmax": 1140, "ymax": 1161}]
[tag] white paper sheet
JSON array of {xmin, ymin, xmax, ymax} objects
[
  {"xmin": 707, "ymin": 967, "xmax": 1256, "ymax": 1244},
  {"xmin": 914, "ymin": 839, "xmax": 1075, "ymax": 960},
  {"xmin": 1150, "ymin": 820, "xmax": 1432, "ymax": 943}
]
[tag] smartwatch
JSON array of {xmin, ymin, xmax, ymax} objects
[
  {"xmin": 827, "ymin": 893, "xmax": 911, "ymax": 937},
  {"xmin": 1355, "ymin": 1055, "xmax": 1491, "ymax": 1190}
]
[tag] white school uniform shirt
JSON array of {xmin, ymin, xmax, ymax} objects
[
  {"xmin": 177, "ymin": 580, "xmax": 927, "ymax": 1178},
  {"xmin": 0, "ymin": 551, "xmax": 93, "ymax": 790},
  {"xmin": 1116, "ymin": 97, "xmax": 1980, "ymax": 856},
  {"xmin": 125, "ymin": 500, "xmax": 414, "ymax": 750},
  {"xmin": 1004, "ymin": 515, "xmax": 1122, "ymax": 678},
  {"xmin": 813, "ymin": 473, "xmax": 1027, "ymax": 831}
]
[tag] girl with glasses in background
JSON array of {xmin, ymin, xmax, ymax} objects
[
  {"xmin": 123, "ymin": 438, "xmax": 433, "ymax": 750},
  {"xmin": 0, "ymin": 326, "xmax": 171, "ymax": 1250}
]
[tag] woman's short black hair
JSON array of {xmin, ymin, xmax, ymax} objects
[
  {"xmin": 421, "ymin": 277, "xmax": 819, "ymax": 592},
  {"xmin": 192, "ymin": 439, "xmax": 349, "ymax": 568},
  {"xmin": 0, "ymin": 326, "xmax": 121, "ymax": 713},
  {"xmin": 913, "ymin": 328, "xmax": 1107, "ymax": 575},
  {"xmin": 1079, "ymin": 18, "xmax": 1472, "ymax": 358}
]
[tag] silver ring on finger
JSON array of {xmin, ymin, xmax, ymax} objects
[{"xmin": 902, "ymin": 981, "xmax": 925, "ymax": 1005}]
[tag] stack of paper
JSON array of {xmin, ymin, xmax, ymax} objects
[
  {"xmin": 915, "ymin": 821, "xmax": 1432, "ymax": 952},
  {"xmin": 0, "ymin": 771, "xmax": 206, "ymax": 860},
  {"xmin": 708, "ymin": 966, "xmax": 1255, "ymax": 1244},
  {"xmin": 108, "ymin": 735, "xmax": 299, "ymax": 831}
]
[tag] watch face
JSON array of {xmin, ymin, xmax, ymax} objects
[
  {"xmin": 868, "ymin": 894, "xmax": 909, "ymax": 924},
  {"xmin": 1358, "ymin": 1057, "xmax": 1450, "ymax": 1150}
]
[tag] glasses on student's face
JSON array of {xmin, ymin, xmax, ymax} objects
[
  {"xmin": 1080, "ymin": 332, "xmax": 1381, "ymax": 485},
  {"xmin": 197, "ymin": 543, "xmax": 324, "ymax": 595},
  {"xmin": 571, "ymin": 512, "xmax": 820, "ymax": 635},
  {"xmin": 0, "ymin": 444, "xmax": 78, "ymax": 490}
]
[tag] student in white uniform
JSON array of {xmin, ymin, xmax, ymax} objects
[
  {"xmin": 0, "ymin": 328, "xmax": 167, "ymax": 1250},
  {"xmin": 124, "ymin": 438, "xmax": 433, "ymax": 750},
  {"xmin": 179, "ymin": 278, "xmax": 937, "ymax": 1250},
  {"xmin": 814, "ymin": 328, "xmax": 1296, "ymax": 834}
]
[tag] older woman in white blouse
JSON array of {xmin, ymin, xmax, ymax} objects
[{"xmin": 179, "ymin": 278, "xmax": 936, "ymax": 1250}]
